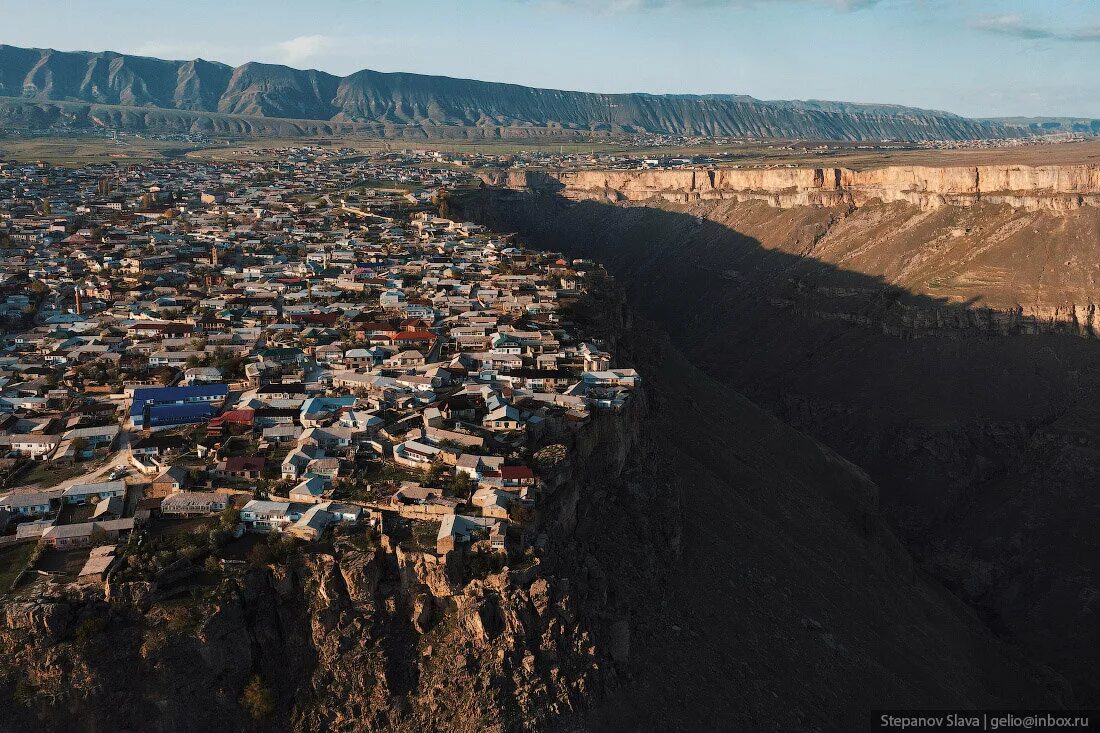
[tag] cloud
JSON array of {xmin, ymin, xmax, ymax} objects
[
  {"xmin": 272, "ymin": 35, "xmax": 334, "ymax": 65},
  {"xmin": 523, "ymin": 0, "xmax": 880, "ymax": 13},
  {"xmin": 971, "ymin": 14, "xmax": 1100, "ymax": 43}
]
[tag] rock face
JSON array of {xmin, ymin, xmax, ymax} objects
[
  {"xmin": 0, "ymin": 43, "xmax": 1030, "ymax": 141},
  {"xmin": 487, "ymin": 164, "xmax": 1100, "ymax": 211},
  {"xmin": 454, "ymin": 184, "xmax": 1100, "ymax": 711}
]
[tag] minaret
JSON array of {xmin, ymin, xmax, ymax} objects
[
  {"xmin": 211, "ymin": 244, "xmax": 218, "ymax": 267},
  {"xmin": 74, "ymin": 287, "xmax": 82, "ymax": 316}
]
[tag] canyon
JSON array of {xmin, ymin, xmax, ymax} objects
[{"xmin": 457, "ymin": 163, "xmax": 1100, "ymax": 711}]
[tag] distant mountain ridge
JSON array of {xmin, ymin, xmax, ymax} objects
[{"xmin": 0, "ymin": 44, "xmax": 1083, "ymax": 141}]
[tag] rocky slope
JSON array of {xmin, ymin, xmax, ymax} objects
[
  {"xmin": 0, "ymin": 44, "xmax": 1025, "ymax": 141},
  {"xmin": 454, "ymin": 175, "xmax": 1100, "ymax": 709},
  {"xmin": 0, "ymin": 286, "xmax": 1065, "ymax": 731}
]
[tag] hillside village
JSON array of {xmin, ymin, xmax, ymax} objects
[{"xmin": 0, "ymin": 148, "xmax": 639, "ymax": 598}]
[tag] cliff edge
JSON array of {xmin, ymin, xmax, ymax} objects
[{"xmin": 482, "ymin": 164, "xmax": 1100, "ymax": 211}]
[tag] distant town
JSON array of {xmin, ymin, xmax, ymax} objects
[{"xmin": 0, "ymin": 147, "xmax": 639, "ymax": 595}]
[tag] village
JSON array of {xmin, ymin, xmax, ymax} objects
[{"xmin": 0, "ymin": 148, "xmax": 639, "ymax": 597}]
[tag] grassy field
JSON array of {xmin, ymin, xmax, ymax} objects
[
  {"xmin": 12, "ymin": 460, "xmax": 88, "ymax": 489},
  {"xmin": 0, "ymin": 542, "xmax": 35, "ymax": 593},
  {"xmin": 4, "ymin": 132, "xmax": 1100, "ymax": 170},
  {"xmin": 0, "ymin": 136, "xmax": 207, "ymax": 165}
]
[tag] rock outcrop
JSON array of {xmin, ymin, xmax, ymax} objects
[{"xmin": 486, "ymin": 164, "xmax": 1100, "ymax": 211}]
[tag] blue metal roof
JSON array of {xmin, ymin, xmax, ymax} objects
[
  {"xmin": 146, "ymin": 402, "xmax": 219, "ymax": 426},
  {"xmin": 130, "ymin": 383, "xmax": 228, "ymax": 416}
]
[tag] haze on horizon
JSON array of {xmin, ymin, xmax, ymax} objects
[{"xmin": 2, "ymin": 0, "xmax": 1097, "ymax": 119}]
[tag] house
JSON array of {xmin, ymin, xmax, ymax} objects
[
  {"xmin": 215, "ymin": 456, "xmax": 265, "ymax": 480},
  {"xmin": 262, "ymin": 424, "xmax": 302, "ymax": 444},
  {"xmin": 41, "ymin": 518, "xmax": 134, "ymax": 548},
  {"xmin": 393, "ymin": 439, "xmax": 441, "ymax": 469},
  {"xmin": 390, "ymin": 483, "xmax": 459, "ymax": 519},
  {"xmin": 130, "ymin": 433, "xmax": 191, "ymax": 459},
  {"xmin": 182, "ymin": 366, "xmax": 224, "ymax": 385},
  {"xmin": 130, "ymin": 383, "xmax": 228, "ymax": 429},
  {"xmin": 300, "ymin": 396, "xmax": 356, "ymax": 427},
  {"xmin": 161, "ymin": 491, "xmax": 229, "ymax": 517},
  {"xmin": 282, "ymin": 449, "xmax": 313, "ymax": 480},
  {"xmin": 78, "ymin": 545, "xmax": 117, "ymax": 581},
  {"xmin": 436, "ymin": 514, "xmax": 502, "ymax": 555},
  {"xmin": 286, "ymin": 504, "xmax": 335, "ymax": 540},
  {"xmin": 288, "ymin": 475, "xmax": 330, "ymax": 504},
  {"xmin": 4, "ymin": 434, "xmax": 61, "ymax": 460},
  {"xmin": 62, "ymin": 424, "xmax": 121, "ymax": 452},
  {"xmin": 499, "ymin": 465, "xmax": 536, "ymax": 489},
  {"xmin": 62, "ymin": 480, "xmax": 127, "ymax": 506},
  {"xmin": 305, "ymin": 457, "xmax": 341, "ymax": 481},
  {"xmin": 134, "ymin": 497, "xmax": 163, "ymax": 523},
  {"xmin": 239, "ymin": 499, "xmax": 294, "ymax": 533},
  {"xmin": 471, "ymin": 487, "xmax": 513, "ymax": 519},
  {"xmin": 286, "ymin": 501, "xmax": 362, "ymax": 541},
  {"xmin": 149, "ymin": 465, "xmax": 190, "ymax": 497},
  {"xmin": 386, "ymin": 349, "xmax": 425, "ymax": 368},
  {"xmin": 0, "ymin": 491, "xmax": 53, "ymax": 516},
  {"xmin": 482, "ymin": 405, "xmax": 523, "ymax": 432},
  {"xmin": 581, "ymin": 369, "xmax": 641, "ymax": 388}
]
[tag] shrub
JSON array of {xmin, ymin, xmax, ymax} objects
[
  {"xmin": 72, "ymin": 617, "xmax": 107, "ymax": 647},
  {"xmin": 240, "ymin": 675, "xmax": 274, "ymax": 720}
]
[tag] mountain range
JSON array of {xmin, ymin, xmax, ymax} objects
[{"xmin": 0, "ymin": 44, "xmax": 1096, "ymax": 141}]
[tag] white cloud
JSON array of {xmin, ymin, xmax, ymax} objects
[
  {"xmin": 272, "ymin": 35, "xmax": 334, "ymax": 66},
  {"xmin": 971, "ymin": 14, "xmax": 1100, "ymax": 42}
]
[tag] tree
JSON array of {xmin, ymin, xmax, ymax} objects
[
  {"xmin": 240, "ymin": 675, "xmax": 274, "ymax": 720},
  {"xmin": 89, "ymin": 524, "xmax": 109, "ymax": 546},
  {"xmin": 446, "ymin": 471, "xmax": 472, "ymax": 499},
  {"xmin": 218, "ymin": 504, "xmax": 239, "ymax": 531}
]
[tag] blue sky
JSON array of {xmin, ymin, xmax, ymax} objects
[{"xmin": 2, "ymin": 0, "xmax": 1098, "ymax": 118}]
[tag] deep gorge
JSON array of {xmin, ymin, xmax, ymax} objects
[{"xmin": 453, "ymin": 170, "xmax": 1100, "ymax": 710}]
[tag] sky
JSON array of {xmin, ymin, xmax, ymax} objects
[{"xmin": 1, "ymin": 0, "xmax": 1098, "ymax": 118}]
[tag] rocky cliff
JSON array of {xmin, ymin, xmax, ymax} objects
[
  {"xmin": 0, "ymin": 44, "xmax": 1029, "ymax": 141},
  {"xmin": 486, "ymin": 164, "xmax": 1100, "ymax": 211},
  {"xmin": 0, "ymin": 366, "xmax": 672, "ymax": 732}
]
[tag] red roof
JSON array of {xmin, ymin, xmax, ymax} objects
[
  {"xmin": 224, "ymin": 456, "xmax": 265, "ymax": 472},
  {"xmin": 500, "ymin": 465, "xmax": 534, "ymax": 481},
  {"xmin": 393, "ymin": 330, "xmax": 435, "ymax": 341},
  {"xmin": 210, "ymin": 409, "xmax": 254, "ymax": 427}
]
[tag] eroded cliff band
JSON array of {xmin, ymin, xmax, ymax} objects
[{"xmin": 485, "ymin": 165, "xmax": 1100, "ymax": 211}]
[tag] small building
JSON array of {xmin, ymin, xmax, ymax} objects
[
  {"xmin": 239, "ymin": 499, "xmax": 294, "ymax": 533},
  {"xmin": 62, "ymin": 480, "xmax": 127, "ymax": 506},
  {"xmin": 161, "ymin": 491, "xmax": 229, "ymax": 517},
  {"xmin": 150, "ymin": 465, "xmax": 190, "ymax": 497},
  {"xmin": 0, "ymin": 491, "xmax": 53, "ymax": 516},
  {"xmin": 215, "ymin": 456, "xmax": 265, "ymax": 480},
  {"xmin": 42, "ymin": 518, "xmax": 134, "ymax": 549}
]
